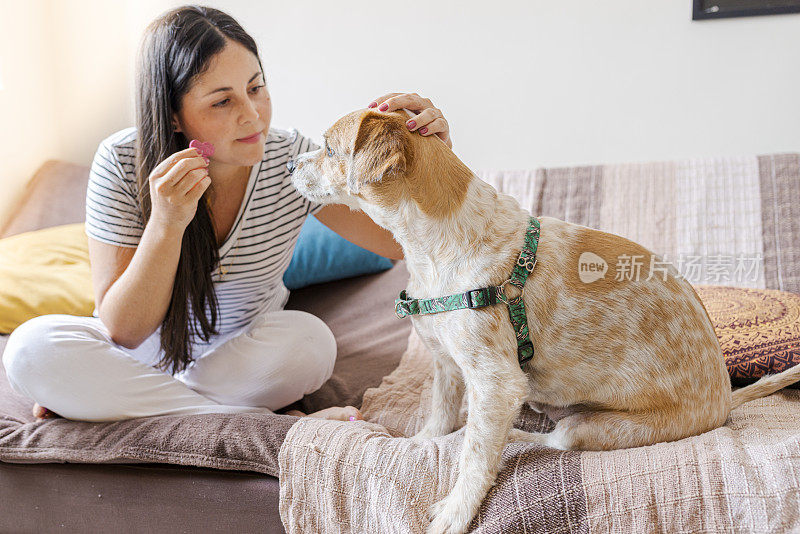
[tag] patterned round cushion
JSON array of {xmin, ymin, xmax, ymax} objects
[{"xmin": 694, "ymin": 285, "xmax": 800, "ymax": 388}]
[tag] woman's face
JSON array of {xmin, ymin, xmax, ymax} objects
[{"xmin": 172, "ymin": 39, "xmax": 271, "ymax": 167}]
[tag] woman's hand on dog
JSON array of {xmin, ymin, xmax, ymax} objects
[{"xmin": 368, "ymin": 93, "xmax": 452, "ymax": 149}]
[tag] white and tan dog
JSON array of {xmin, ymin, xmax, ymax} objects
[{"xmin": 290, "ymin": 108, "xmax": 800, "ymax": 534}]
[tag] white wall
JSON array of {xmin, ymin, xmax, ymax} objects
[
  {"xmin": 250, "ymin": 0, "xmax": 800, "ymax": 169},
  {"xmin": 1, "ymin": 0, "xmax": 798, "ymax": 225}
]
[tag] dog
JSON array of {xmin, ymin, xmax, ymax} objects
[{"xmin": 289, "ymin": 108, "xmax": 800, "ymax": 534}]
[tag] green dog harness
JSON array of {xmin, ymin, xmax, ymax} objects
[{"xmin": 394, "ymin": 216, "xmax": 541, "ymax": 369}]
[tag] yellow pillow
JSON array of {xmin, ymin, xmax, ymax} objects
[{"xmin": 0, "ymin": 222, "xmax": 94, "ymax": 333}]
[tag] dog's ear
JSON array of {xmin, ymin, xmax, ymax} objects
[{"xmin": 347, "ymin": 111, "xmax": 411, "ymax": 195}]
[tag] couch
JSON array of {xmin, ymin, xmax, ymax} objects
[{"xmin": 2, "ymin": 152, "xmax": 798, "ymax": 533}]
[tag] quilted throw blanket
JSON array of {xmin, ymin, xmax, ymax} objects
[{"xmin": 278, "ymin": 153, "xmax": 800, "ymax": 533}]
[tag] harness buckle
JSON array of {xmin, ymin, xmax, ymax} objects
[{"xmin": 465, "ymin": 289, "xmax": 482, "ymax": 309}]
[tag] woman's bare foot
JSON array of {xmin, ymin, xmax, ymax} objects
[
  {"xmin": 32, "ymin": 403, "xmax": 59, "ymax": 420},
  {"xmin": 286, "ymin": 405, "xmax": 364, "ymax": 421}
]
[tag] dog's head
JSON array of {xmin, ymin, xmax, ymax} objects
[
  {"xmin": 290, "ymin": 109, "xmax": 412, "ymax": 208},
  {"xmin": 290, "ymin": 108, "xmax": 471, "ymax": 221}
]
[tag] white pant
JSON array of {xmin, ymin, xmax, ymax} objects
[{"xmin": 2, "ymin": 310, "xmax": 337, "ymax": 422}]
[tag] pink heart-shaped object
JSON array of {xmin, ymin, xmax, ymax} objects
[{"xmin": 189, "ymin": 139, "xmax": 215, "ymax": 159}]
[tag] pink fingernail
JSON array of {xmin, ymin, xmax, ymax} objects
[
  {"xmin": 407, "ymin": 120, "xmax": 416, "ymax": 129},
  {"xmin": 419, "ymin": 127, "xmax": 428, "ymax": 134},
  {"xmin": 368, "ymin": 102, "xmax": 377, "ymax": 108},
  {"xmin": 379, "ymin": 103, "xmax": 388, "ymax": 111}
]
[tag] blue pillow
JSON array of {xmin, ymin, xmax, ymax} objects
[{"xmin": 283, "ymin": 214, "xmax": 395, "ymax": 290}]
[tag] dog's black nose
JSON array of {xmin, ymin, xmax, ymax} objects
[{"xmin": 286, "ymin": 159, "xmax": 295, "ymax": 173}]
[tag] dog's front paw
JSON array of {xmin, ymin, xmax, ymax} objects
[{"xmin": 425, "ymin": 496, "xmax": 474, "ymax": 534}]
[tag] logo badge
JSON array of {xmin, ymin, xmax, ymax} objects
[{"xmin": 578, "ymin": 252, "xmax": 608, "ymax": 283}]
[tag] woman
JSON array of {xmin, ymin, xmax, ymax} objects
[{"xmin": 2, "ymin": 5, "xmax": 452, "ymax": 423}]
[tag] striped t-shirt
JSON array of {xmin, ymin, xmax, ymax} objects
[{"xmin": 85, "ymin": 126, "xmax": 324, "ymax": 346}]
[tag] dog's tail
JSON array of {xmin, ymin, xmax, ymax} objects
[{"xmin": 730, "ymin": 363, "xmax": 800, "ymax": 410}]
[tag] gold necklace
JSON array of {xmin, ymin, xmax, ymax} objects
[
  {"xmin": 219, "ymin": 251, "xmax": 235, "ymax": 279},
  {"xmin": 204, "ymin": 167, "xmax": 251, "ymax": 281},
  {"xmin": 217, "ymin": 223, "xmax": 237, "ymax": 280},
  {"xmin": 203, "ymin": 195, "xmax": 236, "ymax": 280}
]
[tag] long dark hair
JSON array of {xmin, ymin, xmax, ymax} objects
[{"xmin": 134, "ymin": 5, "xmax": 265, "ymax": 375}]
